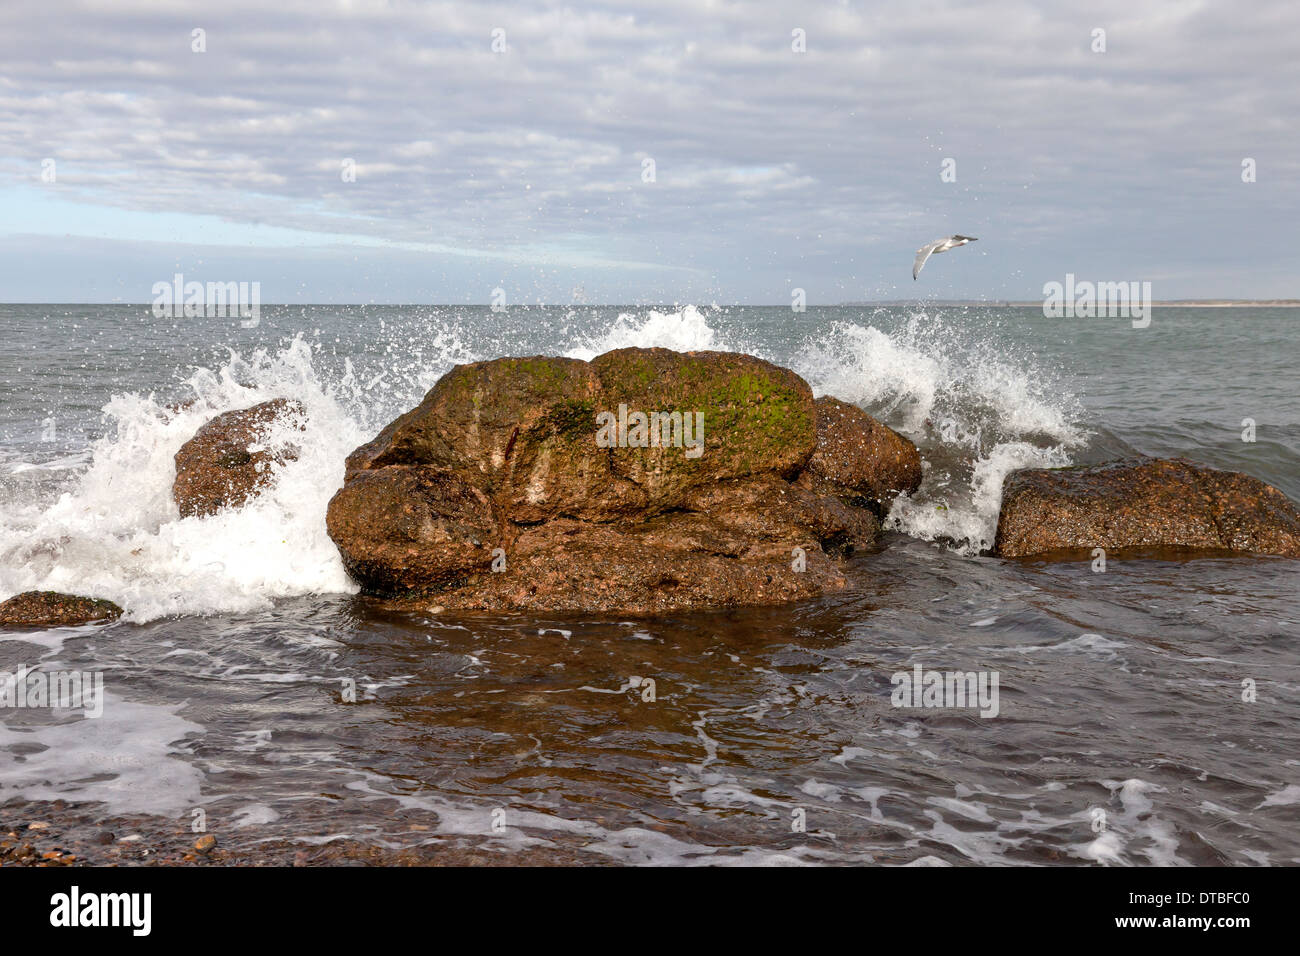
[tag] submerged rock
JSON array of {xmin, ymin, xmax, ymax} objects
[
  {"xmin": 327, "ymin": 349, "xmax": 920, "ymax": 613},
  {"xmin": 0, "ymin": 591, "xmax": 123, "ymax": 628},
  {"xmin": 995, "ymin": 457, "xmax": 1300, "ymax": 559},
  {"xmin": 173, "ymin": 399, "xmax": 304, "ymax": 518}
]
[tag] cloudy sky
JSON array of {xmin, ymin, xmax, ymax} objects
[{"xmin": 1, "ymin": 0, "xmax": 1296, "ymax": 304}]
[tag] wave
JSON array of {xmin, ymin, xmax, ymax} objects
[
  {"xmin": 791, "ymin": 311, "xmax": 1084, "ymax": 553},
  {"xmin": 0, "ymin": 338, "xmax": 368, "ymax": 621},
  {"xmin": 563, "ymin": 304, "xmax": 730, "ymax": 360},
  {"xmin": 0, "ymin": 306, "xmax": 1086, "ymax": 617}
]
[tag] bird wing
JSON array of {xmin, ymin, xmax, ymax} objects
[{"xmin": 913, "ymin": 241, "xmax": 938, "ymax": 280}]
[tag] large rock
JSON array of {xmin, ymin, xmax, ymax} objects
[
  {"xmin": 173, "ymin": 399, "xmax": 304, "ymax": 517},
  {"xmin": 343, "ymin": 358, "xmax": 639, "ymax": 523},
  {"xmin": 995, "ymin": 457, "xmax": 1300, "ymax": 559},
  {"xmin": 794, "ymin": 396, "xmax": 923, "ymax": 515},
  {"xmin": 325, "ymin": 467, "xmax": 497, "ymax": 593},
  {"xmin": 0, "ymin": 591, "xmax": 123, "ymax": 628},
  {"xmin": 327, "ymin": 349, "xmax": 920, "ymax": 613},
  {"xmin": 428, "ymin": 516, "xmax": 848, "ymax": 615},
  {"xmin": 590, "ymin": 348, "xmax": 818, "ymax": 509}
]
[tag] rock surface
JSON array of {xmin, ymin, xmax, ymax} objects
[
  {"xmin": 995, "ymin": 457, "xmax": 1300, "ymax": 559},
  {"xmin": 173, "ymin": 399, "xmax": 304, "ymax": 517},
  {"xmin": 327, "ymin": 349, "xmax": 919, "ymax": 613},
  {"xmin": 0, "ymin": 591, "xmax": 123, "ymax": 628},
  {"xmin": 795, "ymin": 396, "xmax": 923, "ymax": 515}
]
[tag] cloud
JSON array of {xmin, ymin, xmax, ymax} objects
[{"xmin": 0, "ymin": 0, "xmax": 1296, "ymax": 301}]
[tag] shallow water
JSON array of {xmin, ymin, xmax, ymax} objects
[{"xmin": 1, "ymin": 304, "xmax": 1297, "ymax": 864}]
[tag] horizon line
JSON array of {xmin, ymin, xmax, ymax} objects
[{"xmin": 3, "ymin": 299, "xmax": 1300, "ymax": 309}]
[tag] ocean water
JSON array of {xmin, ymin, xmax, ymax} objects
[{"xmin": 0, "ymin": 303, "xmax": 1297, "ymax": 865}]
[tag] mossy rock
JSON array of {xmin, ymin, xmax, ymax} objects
[
  {"xmin": 344, "ymin": 356, "xmax": 643, "ymax": 522},
  {"xmin": 590, "ymin": 348, "xmax": 817, "ymax": 509},
  {"xmin": 173, "ymin": 398, "xmax": 304, "ymax": 518},
  {"xmin": 326, "ymin": 348, "xmax": 903, "ymax": 612}
]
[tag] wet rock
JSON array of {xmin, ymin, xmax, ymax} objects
[
  {"xmin": 173, "ymin": 398, "xmax": 305, "ymax": 518},
  {"xmin": 326, "ymin": 467, "xmax": 497, "ymax": 592},
  {"xmin": 682, "ymin": 475, "xmax": 881, "ymax": 555},
  {"xmin": 590, "ymin": 348, "xmax": 818, "ymax": 509},
  {"xmin": 0, "ymin": 591, "xmax": 122, "ymax": 628},
  {"xmin": 194, "ymin": 834, "xmax": 217, "ymax": 853},
  {"xmin": 423, "ymin": 515, "xmax": 849, "ymax": 615},
  {"xmin": 327, "ymin": 348, "xmax": 920, "ymax": 614},
  {"xmin": 343, "ymin": 357, "xmax": 638, "ymax": 523},
  {"xmin": 795, "ymin": 396, "xmax": 923, "ymax": 515},
  {"xmin": 995, "ymin": 457, "xmax": 1300, "ymax": 559}
]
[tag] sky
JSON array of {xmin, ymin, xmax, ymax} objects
[{"xmin": 0, "ymin": 0, "xmax": 1297, "ymax": 304}]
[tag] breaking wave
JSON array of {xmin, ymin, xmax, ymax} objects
[
  {"xmin": 0, "ymin": 338, "xmax": 367, "ymax": 621},
  {"xmin": 792, "ymin": 311, "xmax": 1084, "ymax": 554},
  {"xmin": 0, "ymin": 305, "xmax": 1086, "ymax": 618}
]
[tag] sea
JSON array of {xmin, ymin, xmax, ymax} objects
[{"xmin": 0, "ymin": 302, "xmax": 1296, "ymax": 865}]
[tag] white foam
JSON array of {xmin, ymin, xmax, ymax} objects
[
  {"xmin": 794, "ymin": 315, "xmax": 1082, "ymax": 440},
  {"xmin": 233, "ymin": 803, "xmax": 283, "ymax": 827},
  {"xmin": 1014, "ymin": 633, "xmax": 1128, "ymax": 656},
  {"xmin": 564, "ymin": 305, "xmax": 728, "ymax": 361},
  {"xmin": 0, "ymin": 693, "xmax": 205, "ymax": 815},
  {"xmin": 0, "ymin": 306, "xmax": 1088, "ymax": 617},
  {"xmin": 1258, "ymin": 784, "xmax": 1300, "ymax": 809},
  {"xmin": 887, "ymin": 442, "xmax": 1073, "ymax": 554},
  {"xmin": 794, "ymin": 314, "xmax": 1084, "ymax": 553},
  {"xmin": 1080, "ymin": 829, "xmax": 1125, "ymax": 864},
  {"xmin": 0, "ymin": 337, "xmax": 368, "ymax": 621},
  {"xmin": 1072, "ymin": 778, "xmax": 1186, "ymax": 866}
]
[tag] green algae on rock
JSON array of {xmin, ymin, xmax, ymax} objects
[{"xmin": 326, "ymin": 348, "xmax": 920, "ymax": 614}]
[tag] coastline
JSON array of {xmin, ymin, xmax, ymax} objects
[{"xmin": 837, "ymin": 300, "xmax": 1300, "ymax": 308}]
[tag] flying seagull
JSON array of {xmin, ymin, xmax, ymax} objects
[{"xmin": 913, "ymin": 235, "xmax": 977, "ymax": 280}]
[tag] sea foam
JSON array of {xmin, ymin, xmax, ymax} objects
[
  {"xmin": 0, "ymin": 338, "xmax": 368, "ymax": 621},
  {"xmin": 0, "ymin": 307, "xmax": 1084, "ymax": 617}
]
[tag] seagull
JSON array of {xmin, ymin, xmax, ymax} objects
[{"xmin": 913, "ymin": 235, "xmax": 977, "ymax": 280}]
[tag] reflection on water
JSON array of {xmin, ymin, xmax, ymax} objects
[
  {"xmin": 1, "ymin": 304, "xmax": 1297, "ymax": 864},
  {"xmin": 3, "ymin": 536, "xmax": 1296, "ymax": 865}
]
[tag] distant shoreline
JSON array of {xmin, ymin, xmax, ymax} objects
[{"xmin": 837, "ymin": 300, "xmax": 1300, "ymax": 308}]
